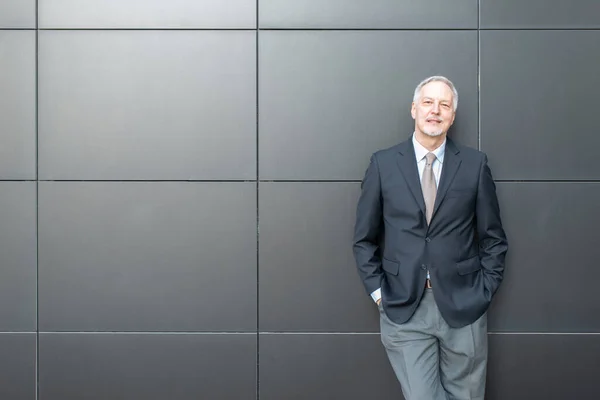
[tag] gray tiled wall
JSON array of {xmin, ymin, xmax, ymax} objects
[{"xmin": 1, "ymin": 0, "xmax": 598, "ymax": 398}]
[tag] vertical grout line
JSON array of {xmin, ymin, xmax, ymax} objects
[
  {"xmin": 477, "ymin": 0, "xmax": 481, "ymax": 151},
  {"xmin": 255, "ymin": 1, "xmax": 260, "ymax": 399},
  {"xmin": 35, "ymin": 1, "xmax": 40, "ymax": 399}
]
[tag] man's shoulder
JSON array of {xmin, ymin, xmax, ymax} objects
[
  {"xmin": 374, "ymin": 144, "xmax": 402, "ymax": 157},
  {"xmin": 371, "ymin": 140, "xmax": 409, "ymax": 161},
  {"xmin": 449, "ymin": 139, "xmax": 487, "ymax": 161}
]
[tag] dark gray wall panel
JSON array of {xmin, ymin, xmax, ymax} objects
[
  {"xmin": 489, "ymin": 183, "xmax": 600, "ymax": 332},
  {"xmin": 260, "ymin": 31, "xmax": 478, "ymax": 180},
  {"xmin": 260, "ymin": 183, "xmax": 379, "ymax": 332},
  {"xmin": 0, "ymin": 0, "xmax": 35, "ymax": 28},
  {"xmin": 481, "ymin": 31, "xmax": 600, "ymax": 180},
  {"xmin": 0, "ymin": 31, "xmax": 36, "ymax": 179},
  {"xmin": 0, "ymin": 183, "xmax": 36, "ymax": 332},
  {"xmin": 39, "ymin": 333, "xmax": 256, "ymax": 400},
  {"xmin": 260, "ymin": 334, "xmax": 403, "ymax": 399},
  {"xmin": 39, "ymin": 182, "xmax": 256, "ymax": 331},
  {"xmin": 38, "ymin": 31, "xmax": 256, "ymax": 180},
  {"xmin": 481, "ymin": 0, "xmax": 600, "ymax": 28},
  {"xmin": 487, "ymin": 334, "xmax": 600, "ymax": 399},
  {"xmin": 0, "ymin": 333, "xmax": 36, "ymax": 400},
  {"xmin": 260, "ymin": 0, "xmax": 477, "ymax": 29},
  {"xmin": 40, "ymin": 0, "xmax": 256, "ymax": 28}
]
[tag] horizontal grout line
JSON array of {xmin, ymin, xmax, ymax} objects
[
  {"xmin": 36, "ymin": 28, "xmax": 479, "ymax": 32},
  {"xmin": 35, "ymin": 179, "xmax": 258, "ymax": 183},
  {"xmin": 39, "ymin": 331, "xmax": 257, "ymax": 335},
  {"xmin": 39, "ymin": 28, "xmax": 257, "ymax": 31},
  {"xmin": 6, "ymin": 28, "xmax": 599, "ymax": 32},
  {"xmin": 4, "ymin": 331, "xmax": 596, "ymax": 335},
  {"xmin": 260, "ymin": 332, "xmax": 379, "ymax": 335},
  {"xmin": 4, "ymin": 179, "xmax": 600, "ymax": 184},
  {"xmin": 260, "ymin": 180, "xmax": 362, "ymax": 183},
  {"xmin": 5, "ymin": 179, "xmax": 363, "ymax": 183},
  {"xmin": 258, "ymin": 28, "xmax": 600, "ymax": 32},
  {"xmin": 259, "ymin": 28, "xmax": 478, "ymax": 31},
  {"xmin": 480, "ymin": 28, "xmax": 600, "ymax": 31}
]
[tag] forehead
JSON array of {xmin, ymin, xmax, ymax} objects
[{"xmin": 420, "ymin": 81, "xmax": 453, "ymax": 101}]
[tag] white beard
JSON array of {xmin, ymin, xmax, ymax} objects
[{"xmin": 423, "ymin": 128, "xmax": 444, "ymax": 137}]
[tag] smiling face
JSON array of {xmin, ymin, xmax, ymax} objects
[{"xmin": 411, "ymin": 80, "xmax": 456, "ymax": 138}]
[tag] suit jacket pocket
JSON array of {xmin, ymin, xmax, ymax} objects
[
  {"xmin": 382, "ymin": 258, "xmax": 400, "ymax": 276},
  {"xmin": 456, "ymin": 255, "xmax": 481, "ymax": 275}
]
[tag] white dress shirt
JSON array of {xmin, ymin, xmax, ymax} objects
[{"xmin": 371, "ymin": 133, "xmax": 446, "ymax": 303}]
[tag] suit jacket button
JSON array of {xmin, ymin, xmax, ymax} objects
[
  {"xmin": 421, "ymin": 264, "xmax": 427, "ymax": 270},
  {"xmin": 425, "ymin": 237, "xmax": 431, "ymax": 242}
]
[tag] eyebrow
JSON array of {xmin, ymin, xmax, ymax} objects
[{"xmin": 422, "ymin": 97, "xmax": 451, "ymax": 103}]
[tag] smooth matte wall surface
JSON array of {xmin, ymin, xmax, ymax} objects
[
  {"xmin": 1, "ymin": 0, "xmax": 598, "ymax": 399},
  {"xmin": 39, "ymin": 0, "xmax": 256, "ymax": 29},
  {"xmin": 0, "ymin": 31, "xmax": 36, "ymax": 179},
  {"xmin": 0, "ymin": 0, "xmax": 36, "ymax": 28}
]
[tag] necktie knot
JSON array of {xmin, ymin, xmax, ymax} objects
[{"xmin": 425, "ymin": 152, "xmax": 436, "ymax": 166}]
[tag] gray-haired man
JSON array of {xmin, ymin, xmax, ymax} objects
[{"xmin": 353, "ymin": 76, "xmax": 508, "ymax": 399}]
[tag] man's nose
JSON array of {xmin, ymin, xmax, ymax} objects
[{"xmin": 431, "ymin": 102, "xmax": 440, "ymax": 113}]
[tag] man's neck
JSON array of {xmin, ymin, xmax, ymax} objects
[{"xmin": 414, "ymin": 131, "xmax": 447, "ymax": 152}]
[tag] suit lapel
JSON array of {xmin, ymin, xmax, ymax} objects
[
  {"xmin": 395, "ymin": 139, "xmax": 426, "ymax": 217},
  {"xmin": 431, "ymin": 138, "xmax": 461, "ymax": 220}
]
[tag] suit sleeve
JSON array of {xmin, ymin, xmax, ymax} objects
[
  {"xmin": 353, "ymin": 154, "xmax": 384, "ymax": 296},
  {"xmin": 476, "ymin": 154, "xmax": 508, "ymax": 298}
]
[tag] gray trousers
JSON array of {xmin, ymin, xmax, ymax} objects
[{"xmin": 379, "ymin": 289, "xmax": 487, "ymax": 400}]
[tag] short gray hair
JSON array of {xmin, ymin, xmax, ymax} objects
[{"xmin": 412, "ymin": 76, "xmax": 458, "ymax": 112}]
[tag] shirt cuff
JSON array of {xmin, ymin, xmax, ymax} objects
[{"xmin": 370, "ymin": 288, "xmax": 381, "ymax": 303}]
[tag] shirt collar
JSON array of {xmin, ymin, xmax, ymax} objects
[{"xmin": 412, "ymin": 132, "xmax": 446, "ymax": 164}]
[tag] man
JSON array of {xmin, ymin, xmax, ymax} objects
[{"xmin": 353, "ymin": 76, "xmax": 507, "ymax": 400}]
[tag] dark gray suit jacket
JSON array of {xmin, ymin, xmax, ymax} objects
[{"xmin": 353, "ymin": 137, "xmax": 508, "ymax": 328}]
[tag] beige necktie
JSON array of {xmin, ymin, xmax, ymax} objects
[{"xmin": 422, "ymin": 152, "xmax": 437, "ymax": 225}]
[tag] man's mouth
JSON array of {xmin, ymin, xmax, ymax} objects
[{"xmin": 426, "ymin": 119, "xmax": 442, "ymax": 123}]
